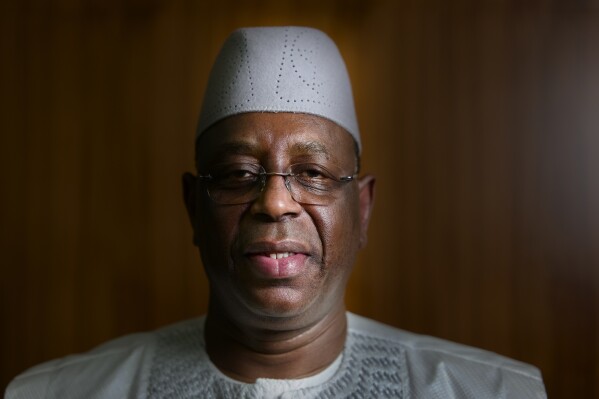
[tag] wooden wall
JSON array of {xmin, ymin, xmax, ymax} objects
[{"xmin": 1, "ymin": 1, "xmax": 598, "ymax": 397}]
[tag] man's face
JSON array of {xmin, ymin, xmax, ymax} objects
[{"xmin": 185, "ymin": 113, "xmax": 374, "ymax": 329}]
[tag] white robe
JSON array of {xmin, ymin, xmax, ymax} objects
[{"xmin": 6, "ymin": 313, "xmax": 546, "ymax": 398}]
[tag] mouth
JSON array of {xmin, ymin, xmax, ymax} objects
[
  {"xmin": 244, "ymin": 240, "xmax": 310, "ymax": 257},
  {"xmin": 266, "ymin": 252, "xmax": 295, "ymax": 259},
  {"xmin": 243, "ymin": 242, "xmax": 310, "ymax": 279}
]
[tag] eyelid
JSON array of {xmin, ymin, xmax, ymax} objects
[
  {"xmin": 292, "ymin": 163, "xmax": 328, "ymax": 174},
  {"xmin": 207, "ymin": 162, "xmax": 345, "ymax": 178},
  {"xmin": 294, "ymin": 162, "xmax": 340, "ymax": 174}
]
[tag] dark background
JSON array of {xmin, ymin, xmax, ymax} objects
[{"xmin": 2, "ymin": 1, "xmax": 598, "ymax": 397}]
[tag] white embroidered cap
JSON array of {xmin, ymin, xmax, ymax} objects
[{"xmin": 196, "ymin": 26, "xmax": 361, "ymax": 152}]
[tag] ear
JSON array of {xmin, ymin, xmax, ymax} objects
[
  {"xmin": 182, "ymin": 172, "xmax": 200, "ymax": 246},
  {"xmin": 357, "ymin": 174, "xmax": 376, "ymax": 249}
]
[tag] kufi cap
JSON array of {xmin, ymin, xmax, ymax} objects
[{"xmin": 196, "ymin": 26, "xmax": 361, "ymax": 152}]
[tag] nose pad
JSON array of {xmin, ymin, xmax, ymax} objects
[{"xmin": 283, "ymin": 176, "xmax": 293, "ymax": 195}]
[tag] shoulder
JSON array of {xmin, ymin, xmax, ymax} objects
[
  {"xmin": 346, "ymin": 312, "xmax": 547, "ymax": 398},
  {"xmin": 5, "ymin": 318, "xmax": 205, "ymax": 399}
]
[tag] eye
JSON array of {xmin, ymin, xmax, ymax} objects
[
  {"xmin": 226, "ymin": 169, "xmax": 254, "ymax": 179},
  {"xmin": 291, "ymin": 164, "xmax": 338, "ymax": 193},
  {"xmin": 301, "ymin": 168, "xmax": 325, "ymax": 179},
  {"xmin": 293, "ymin": 164, "xmax": 331, "ymax": 180},
  {"xmin": 211, "ymin": 164, "xmax": 260, "ymax": 188}
]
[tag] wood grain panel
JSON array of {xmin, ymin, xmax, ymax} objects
[{"xmin": 1, "ymin": 1, "xmax": 597, "ymax": 397}]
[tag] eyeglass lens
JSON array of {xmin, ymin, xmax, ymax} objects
[{"xmin": 204, "ymin": 163, "xmax": 353, "ymax": 205}]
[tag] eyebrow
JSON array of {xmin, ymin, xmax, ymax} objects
[
  {"xmin": 213, "ymin": 140, "xmax": 330, "ymax": 157},
  {"xmin": 289, "ymin": 141, "xmax": 331, "ymax": 159},
  {"xmin": 215, "ymin": 141, "xmax": 259, "ymax": 155},
  {"xmin": 196, "ymin": 140, "xmax": 257, "ymax": 169},
  {"xmin": 200, "ymin": 139, "xmax": 332, "ymax": 166}
]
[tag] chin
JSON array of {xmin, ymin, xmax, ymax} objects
[{"xmin": 240, "ymin": 286, "xmax": 322, "ymax": 323}]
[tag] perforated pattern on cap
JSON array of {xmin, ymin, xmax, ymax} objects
[{"xmin": 197, "ymin": 26, "xmax": 361, "ymax": 152}]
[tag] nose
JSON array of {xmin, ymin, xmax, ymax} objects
[{"xmin": 249, "ymin": 174, "xmax": 302, "ymax": 221}]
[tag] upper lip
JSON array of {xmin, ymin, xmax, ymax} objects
[{"xmin": 244, "ymin": 240, "xmax": 310, "ymax": 256}]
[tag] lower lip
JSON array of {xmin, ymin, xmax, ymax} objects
[{"xmin": 246, "ymin": 253, "xmax": 308, "ymax": 279}]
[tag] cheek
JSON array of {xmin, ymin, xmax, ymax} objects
[
  {"xmin": 197, "ymin": 205, "xmax": 245, "ymax": 274},
  {"xmin": 316, "ymin": 193, "xmax": 361, "ymax": 276}
]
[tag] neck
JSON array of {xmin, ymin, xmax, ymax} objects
[{"xmin": 203, "ymin": 303, "xmax": 348, "ymax": 382}]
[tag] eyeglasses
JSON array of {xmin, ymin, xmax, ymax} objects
[{"xmin": 198, "ymin": 163, "xmax": 357, "ymax": 205}]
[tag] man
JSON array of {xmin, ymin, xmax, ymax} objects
[{"xmin": 6, "ymin": 27, "xmax": 546, "ymax": 398}]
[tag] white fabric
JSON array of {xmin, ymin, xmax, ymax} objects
[
  {"xmin": 196, "ymin": 27, "xmax": 361, "ymax": 152},
  {"xmin": 5, "ymin": 313, "xmax": 546, "ymax": 398}
]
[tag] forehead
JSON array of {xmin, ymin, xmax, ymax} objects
[{"xmin": 196, "ymin": 113, "xmax": 356, "ymax": 166}]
